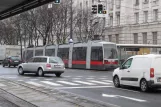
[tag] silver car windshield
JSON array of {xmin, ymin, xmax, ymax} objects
[
  {"xmin": 103, "ymin": 44, "xmax": 118, "ymax": 59},
  {"xmin": 49, "ymin": 57, "xmax": 63, "ymax": 63}
]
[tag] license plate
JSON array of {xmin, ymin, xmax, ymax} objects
[
  {"xmin": 54, "ymin": 65, "xmax": 61, "ymax": 68},
  {"xmin": 157, "ymin": 78, "xmax": 161, "ymax": 82},
  {"xmin": 14, "ymin": 61, "xmax": 18, "ymax": 62}
]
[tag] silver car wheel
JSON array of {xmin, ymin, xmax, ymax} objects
[
  {"xmin": 18, "ymin": 67, "xmax": 24, "ymax": 75},
  {"xmin": 140, "ymin": 79, "xmax": 148, "ymax": 92},
  {"xmin": 38, "ymin": 69, "xmax": 44, "ymax": 76}
]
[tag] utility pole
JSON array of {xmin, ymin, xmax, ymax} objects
[{"xmin": 70, "ymin": 0, "xmax": 73, "ymax": 41}]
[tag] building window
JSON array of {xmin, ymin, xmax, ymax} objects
[
  {"xmin": 135, "ymin": 0, "xmax": 139, "ymax": 5},
  {"xmin": 144, "ymin": 11, "xmax": 148, "ymax": 23},
  {"xmin": 108, "ymin": 35, "xmax": 112, "ymax": 42},
  {"xmin": 135, "ymin": 12, "xmax": 139, "ymax": 23},
  {"xmin": 153, "ymin": 32, "xmax": 157, "ymax": 44},
  {"xmin": 116, "ymin": 14, "xmax": 120, "ymax": 25},
  {"xmin": 134, "ymin": 33, "xmax": 138, "ymax": 44},
  {"xmin": 116, "ymin": 34, "xmax": 119, "ymax": 43},
  {"xmin": 143, "ymin": 32, "xmax": 147, "ymax": 44},
  {"xmin": 143, "ymin": 0, "xmax": 149, "ymax": 4},
  {"xmin": 110, "ymin": 16, "xmax": 113, "ymax": 26},
  {"xmin": 153, "ymin": 9, "xmax": 158, "ymax": 21},
  {"xmin": 116, "ymin": 0, "xmax": 121, "ymax": 8}
]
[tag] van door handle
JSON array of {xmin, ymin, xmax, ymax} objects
[{"xmin": 127, "ymin": 71, "xmax": 130, "ymax": 72}]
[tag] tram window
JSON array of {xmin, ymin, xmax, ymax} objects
[
  {"xmin": 72, "ymin": 47, "xmax": 87, "ymax": 60},
  {"xmin": 58, "ymin": 48, "xmax": 69, "ymax": 60},
  {"xmin": 45, "ymin": 49, "xmax": 55, "ymax": 56},
  {"xmin": 35, "ymin": 49, "xmax": 43, "ymax": 56},
  {"xmin": 91, "ymin": 47, "xmax": 103, "ymax": 61},
  {"xmin": 26, "ymin": 50, "xmax": 33, "ymax": 60}
]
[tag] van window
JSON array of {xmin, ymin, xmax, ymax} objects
[
  {"xmin": 131, "ymin": 57, "xmax": 150, "ymax": 69},
  {"xmin": 122, "ymin": 58, "xmax": 133, "ymax": 69}
]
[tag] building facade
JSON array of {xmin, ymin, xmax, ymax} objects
[{"xmin": 75, "ymin": 0, "xmax": 161, "ymax": 46}]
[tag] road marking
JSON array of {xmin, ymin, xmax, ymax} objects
[
  {"xmin": 7, "ymin": 77, "xmax": 17, "ymax": 79},
  {"xmin": 86, "ymin": 78, "xmax": 94, "ymax": 79},
  {"xmin": 102, "ymin": 80, "xmax": 113, "ymax": 83},
  {"xmin": 72, "ymin": 78, "xmax": 81, "ymax": 79},
  {"xmin": 76, "ymin": 76, "xmax": 83, "ymax": 77},
  {"xmin": 44, "ymin": 79, "xmax": 53, "ymax": 81},
  {"xmin": 55, "ymin": 86, "xmax": 114, "ymax": 89},
  {"xmin": 26, "ymin": 81, "xmax": 43, "ymax": 87},
  {"xmin": 57, "ymin": 81, "xmax": 79, "ymax": 85},
  {"xmin": 0, "ymin": 83, "xmax": 6, "ymax": 87},
  {"xmin": 64, "ymin": 76, "xmax": 71, "ymax": 78},
  {"xmin": 89, "ymin": 76, "xmax": 95, "ymax": 77},
  {"xmin": 102, "ymin": 94, "xmax": 147, "ymax": 102},
  {"xmin": 41, "ymin": 81, "xmax": 62, "ymax": 86},
  {"xmin": 89, "ymin": 80, "xmax": 111, "ymax": 85},
  {"xmin": 17, "ymin": 80, "xmax": 23, "ymax": 81},
  {"xmin": 74, "ymin": 81, "xmax": 96, "ymax": 85},
  {"xmin": 30, "ymin": 79, "xmax": 38, "ymax": 81}
]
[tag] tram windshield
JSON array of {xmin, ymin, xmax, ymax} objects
[{"xmin": 103, "ymin": 44, "xmax": 118, "ymax": 59}]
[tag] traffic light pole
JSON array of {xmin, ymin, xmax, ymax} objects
[{"xmin": 70, "ymin": 0, "xmax": 73, "ymax": 40}]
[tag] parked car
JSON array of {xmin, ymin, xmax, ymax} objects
[
  {"xmin": 113, "ymin": 54, "xmax": 161, "ymax": 92},
  {"xmin": 2, "ymin": 56, "xmax": 21, "ymax": 67},
  {"xmin": 17, "ymin": 56, "xmax": 65, "ymax": 77}
]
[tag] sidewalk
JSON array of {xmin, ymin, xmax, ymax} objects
[{"xmin": 0, "ymin": 78, "xmax": 115, "ymax": 107}]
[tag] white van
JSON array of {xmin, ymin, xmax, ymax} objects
[{"xmin": 113, "ymin": 54, "xmax": 161, "ymax": 92}]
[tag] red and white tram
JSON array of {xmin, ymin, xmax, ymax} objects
[{"xmin": 23, "ymin": 41, "xmax": 118, "ymax": 70}]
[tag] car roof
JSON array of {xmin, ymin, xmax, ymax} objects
[
  {"xmin": 33, "ymin": 56, "xmax": 61, "ymax": 58},
  {"xmin": 129, "ymin": 54, "xmax": 161, "ymax": 59}
]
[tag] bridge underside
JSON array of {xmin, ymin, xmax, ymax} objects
[{"xmin": 0, "ymin": 0, "xmax": 54, "ymax": 20}]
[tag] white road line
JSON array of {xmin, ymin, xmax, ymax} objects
[
  {"xmin": 76, "ymin": 76, "xmax": 83, "ymax": 78},
  {"xmin": 6, "ymin": 77, "xmax": 17, "ymax": 79},
  {"xmin": 63, "ymin": 76, "xmax": 71, "ymax": 78},
  {"xmin": 57, "ymin": 81, "xmax": 79, "ymax": 85},
  {"xmin": 72, "ymin": 78, "xmax": 81, "ymax": 79},
  {"xmin": 41, "ymin": 81, "xmax": 62, "ymax": 86},
  {"xmin": 55, "ymin": 86, "xmax": 114, "ymax": 89},
  {"xmin": 89, "ymin": 80, "xmax": 111, "ymax": 85},
  {"xmin": 74, "ymin": 81, "xmax": 96, "ymax": 85},
  {"xmin": 102, "ymin": 80, "xmax": 113, "ymax": 83},
  {"xmin": 30, "ymin": 79, "xmax": 38, "ymax": 81},
  {"xmin": 89, "ymin": 76, "xmax": 95, "ymax": 77},
  {"xmin": 17, "ymin": 80, "xmax": 23, "ymax": 81},
  {"xmin": 118, "ymin": 95, "xmax": 147, "ymax": 102},
  {"xmin": 0, "ymin": 83, "xmax": 6, "ymax": 87},
  {"xmin": 26, "ymin": 81, "xmax": 43, "ymax": 87},
  {"xmin": 86, "ymin": 78, "xmax": 94, "ymax": 79},
  {"xmin": 44, "ymin": 79, "xmax": 53, "ymax": 81}
]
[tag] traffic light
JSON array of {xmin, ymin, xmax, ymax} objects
[
  {"xmin": 54, "ymin": 0, "xmax": 60, "ymax": 4},
  {"xmin": 92, "ymin": 5, "xmax": 97, "ymax": 14},
  {"xmin": 98, "ymin": 4, "xmax": 103, "ymax": 14},
  {"xmin": 103, "ymin": 5, "xmax": 107, "ymax": 14}
]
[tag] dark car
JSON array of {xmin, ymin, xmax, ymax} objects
[{"xmin": 2, "ymin": 56, "xmax": 21, "ymax": 67}]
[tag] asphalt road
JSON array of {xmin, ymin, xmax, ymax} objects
[{"xmin": 0, "ymin": 65, "xmax": 161, "ymax": 107}]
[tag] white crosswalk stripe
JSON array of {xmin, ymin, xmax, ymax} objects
[
  {"xmin": 102, "ymin": 80, "xmax": 113, "ymax": 83},
  {"xmin": 89, "ymin": 80, "xmax": 111, "ymax": 85},
  {"xmin": 0, "ymin": 83, "xmax": 6, "ymax": 87},
  {"xmin": 41, "ymin": 81, "xmax": 62, "ymax": 86},
  {"xmin": 74, "ymin": 81, "xmax": 96, "ymax": 85},
  {"xmin": 57, "ymin": 81, "xmax": 79, "ymax": 85},
  {"xmin": 26, "ymin": 81, "xmax": 43, "ymax": 87}
]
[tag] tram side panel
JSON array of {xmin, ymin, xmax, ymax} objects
[{"xmin": 72, "ymin": 47, "xmax": 87, "ymax": 69}]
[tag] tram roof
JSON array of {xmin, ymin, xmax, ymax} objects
[
  {"xmin": 0, "ymin": 0, "xmax": 54, "ymax": 20},
  {"xmin": 117, "ymin": 44, "xmax": 161, "ymax": 48}
]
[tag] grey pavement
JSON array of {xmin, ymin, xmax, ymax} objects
[{"xmin": 0, "ymin": 65, "xmax": 161, "ymax": 107}]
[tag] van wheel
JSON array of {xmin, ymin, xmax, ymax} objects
[
  {"xmin": 18, "ymin": 67, "xmax": 24, "ymax": 75},
  {"xmin": 113, "ymin": 76, "xmax": 120, "ymax": 88},
  {"xmin": 3, "ymin": 64, "xmax": 5, "ymax": 67},
  {"xmin": 38, "ymin": 68, "xmax": 44, "ymax": 77},
  {"xmin": 140, "ymin": 79, "xmax": 148, "ymax": 92},
  {"xmin": 55, "ymin": 73, "xmax": 61, "ymax": 77}
]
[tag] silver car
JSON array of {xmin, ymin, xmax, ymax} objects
[{"xmin": 17, "ymin": 56, "xmax": 65, "ymax": 77}]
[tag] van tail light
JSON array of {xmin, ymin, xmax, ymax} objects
[
  {"xmin": 46, "ymin": 64, "xmax": 51, "ymax": 68},
  {"xmin": 150, "ymin": 68, "xmax": 154, "ymax": 78}
]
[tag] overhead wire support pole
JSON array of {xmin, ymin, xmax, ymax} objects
[{"xmin": 70, "ymin": 0, "xmax": 73, "ymax": 40}]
